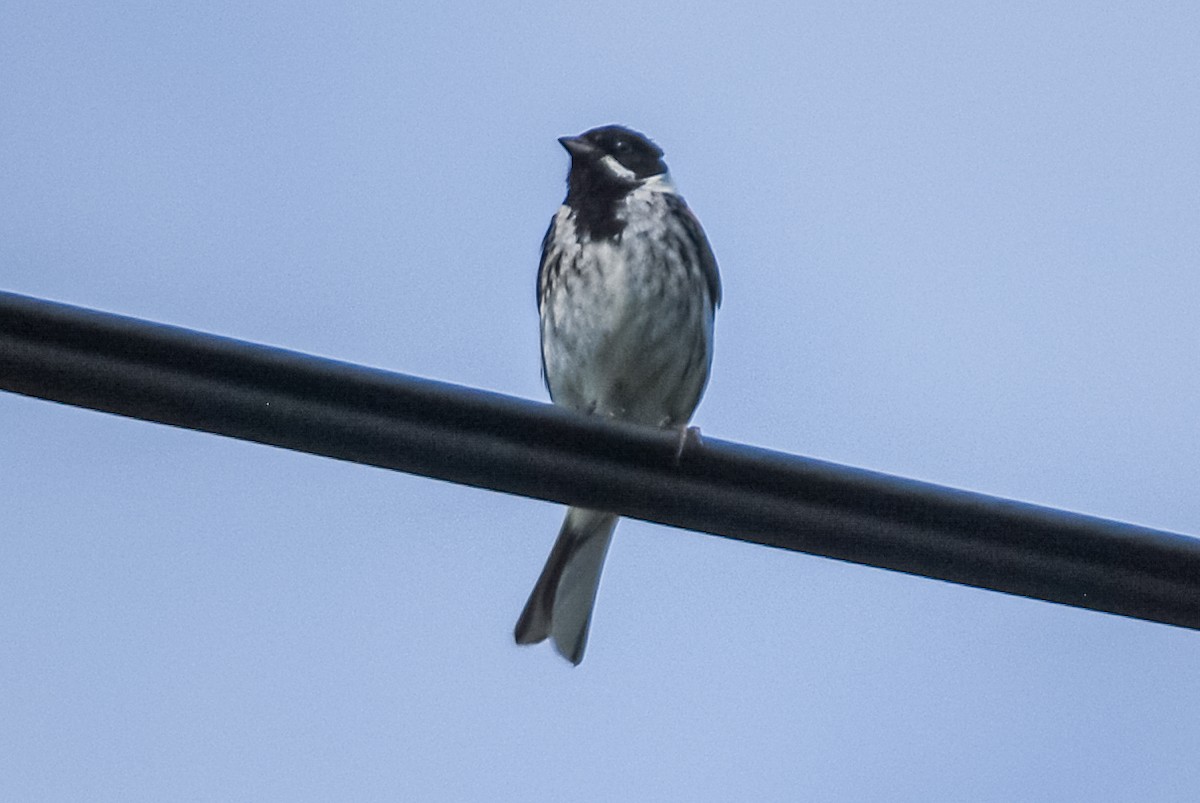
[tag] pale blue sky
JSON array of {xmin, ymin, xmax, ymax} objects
[{"xmin": 2, "ymin": 3, "xmax": 1199, "ymax": 800}]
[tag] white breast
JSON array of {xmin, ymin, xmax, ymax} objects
[{"xmin": 540, "ymin": 181, "xmax": 715, "ymax": 426}]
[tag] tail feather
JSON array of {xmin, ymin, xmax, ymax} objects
[{"xmin": 514, "ymin": 507, "xmax": 618, "ymax": 665}]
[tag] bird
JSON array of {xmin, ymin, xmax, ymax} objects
[{"xmin": 514, "ymin": 125, "xmax": 721, "ymax": 664}]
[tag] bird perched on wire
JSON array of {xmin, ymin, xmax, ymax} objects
[{"xmin": 515, "ymin": 125, "xmax": 721, "ymax": 664}]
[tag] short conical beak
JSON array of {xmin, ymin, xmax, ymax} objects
[{"xmin": 558, "ymin": 136, "xmax": 598, "ymax": 158}]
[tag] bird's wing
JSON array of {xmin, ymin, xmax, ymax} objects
[{"xmin": 666, "ymin": 193, "xmax": 722, "ymax": 309}]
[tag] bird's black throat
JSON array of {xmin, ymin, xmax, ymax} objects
[{"xmin": 564, "ymin": 161, "xmax": 634, "ymax": 241}]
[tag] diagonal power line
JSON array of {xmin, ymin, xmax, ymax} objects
[{"xmin": 2, "ymin": 290, "xmax": 1198, "ymax": 630}]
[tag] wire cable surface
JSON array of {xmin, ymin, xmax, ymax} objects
[{"xmin": 2, "ymin": 290, "xmax": 1198, "ymax": 630}]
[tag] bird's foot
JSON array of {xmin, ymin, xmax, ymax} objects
[{"xmin": 672, "ymin": 425, "xmax": 703, "ymax": 466}]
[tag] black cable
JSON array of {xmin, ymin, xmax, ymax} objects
[{"xmin": 2, "ymin": 290, "xmax": 1198, "ymax": 630}]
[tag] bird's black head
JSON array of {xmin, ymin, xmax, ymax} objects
[
  {"xmin": 560, "ymin": 125, "xmax": 668, "ymax": 183},
  {"xmin": 558, "ymin": 126, "xmax": 669, "ymax": 237},
  {"xmin": 561, "ymin": 125, "xmax": 668, "ymax": 202}
]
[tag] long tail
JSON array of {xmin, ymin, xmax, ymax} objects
[{"xmin": 514, "ymin": 507, "xmax": 619, "ymax": 665}]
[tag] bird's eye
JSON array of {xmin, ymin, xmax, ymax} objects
[{"xmin": 611, "ymin": 138, "xmax": 631, "ymax": 154}]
